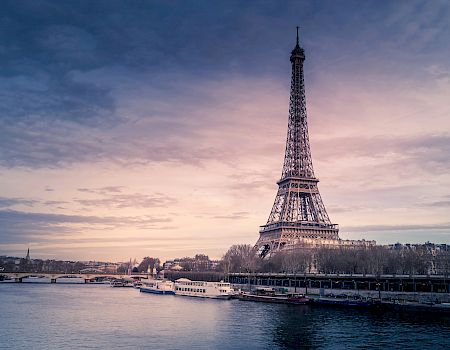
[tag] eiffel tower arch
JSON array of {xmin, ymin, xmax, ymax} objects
[{"xmin": 255, "ymin": 28, "xmax": 339, "ymax": 257}]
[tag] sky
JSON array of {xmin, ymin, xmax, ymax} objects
[{"xmin": 1, "ymin": 0, "xmax": 450, "ymax": 262}]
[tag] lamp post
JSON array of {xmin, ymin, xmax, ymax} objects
[
  {"xmin": 305, "ymin": 279, "xmax": 309, "ymax": 296},
  {"xmin": 294, "ymin": 273, "xmax": 297, "ymax": 293},
  {"xmin": 353, "ymin": 279, "xmax": 359, "ymax": 296},
  {"xmin": 376, "ymin": 282, "xmax": 381, "ymax": 300}
]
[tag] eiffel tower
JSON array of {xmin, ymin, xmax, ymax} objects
[{"xmin": 255, "ymin": 28, "xmax": 339, "ymax": 257}]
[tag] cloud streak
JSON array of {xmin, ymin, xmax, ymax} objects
[
  {"xmin": 74, "ymin": 193, "xmax": 177, "ymax": 209},
  {"xmin": 0, "ymin": 209, "xmax": 172, "ymax": 243},
  {"xmin": 0, "ymin": 197, "xmax": 38, "ymax": 208},
  {"xmin": 1, "ymin": 1, "xmax": 450, "ymax": 259}
]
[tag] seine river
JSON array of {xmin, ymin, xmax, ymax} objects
[{"xmin": 1, "ymin": 283, "xmax": 450, "ymax": 349}]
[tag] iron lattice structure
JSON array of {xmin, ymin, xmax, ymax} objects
[{"xmin": 255, "ymin": 29, "xmax": 339, "ymax": 257}]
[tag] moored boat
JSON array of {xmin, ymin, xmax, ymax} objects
[
  {"xmin": 22, "ymin": 276, "xmax": 51, "ymax": 283},
  {"xmin": 238, "ymin": 288, "xmax": 310, "ymax": 305},
  {"xmin": 312, "ymin": 295, "xmax": 378, "ymax": 308},
  {"xmin": 381, "ymin": 300, "xmax": 450, "ymax": 312},
  {"xmin": 110, "ymin": 279, "xmax": 134, "ymax": 287},
  {"xmin": 110, "ymin": 280, "xmax": 124, "ymax": 287},
  {"xmin": 56, "ymin": 277, "xmax": 85, "ymax": 284},
  {"xmin": 140, "ymin": 280, "xmax": 175, "ymax": 295},
  {"xmin": 174, "ymin": 278, "xmax": 232, "ymax": 299}
]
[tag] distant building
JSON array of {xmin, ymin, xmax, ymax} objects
[
  {"xmin": 82, "ymin": 261, "xmax": 120, "ymax": 273},
  {"xmin": 162, "ymin": 254, "xmax": 220, "ymax": 272}
]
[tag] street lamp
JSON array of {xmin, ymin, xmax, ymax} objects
[
  {"xmin": 376, "ymin": 282, "xmax": 381, "ymax": 300},
  {"xmin": 353, "ymin": 279, "xmax": 359, "ymax": 295}
]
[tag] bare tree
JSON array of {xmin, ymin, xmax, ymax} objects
[
  {"xmin": 222, "ymin": 244, "xmax": 259, "ymax": 273},
  {"xmin": 259, "ymin": 253, "xmax": 283, "ymax": 273},
  {"xmin": 436, "ymin": 250, "xmax": 450, "ymax": 277},
  {"xmin": 281, "ymin": 249, "xmax": 311, "ymax": 274}
]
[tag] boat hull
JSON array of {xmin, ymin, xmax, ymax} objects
[
  {"xmin": 140, "ymin": 287, "xmax": 175, "ymax": 295},
  {"xmin": 312, "ymin": 297, "xmax": 376, "ymax": 308},
  {"xmin": 238, "ymin": 294, "xmax": 309, "ymax": 305},
  {"xmin": 175, "ymin": 292, "xmax": 231, "ymax": 300}
]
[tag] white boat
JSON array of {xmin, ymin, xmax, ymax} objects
[
  {"xmin": 110, "ymin": 279, "xmax": 134, "ymax": 287},
  {"xmin": 0, "ymin": 278, "xmax": 15, "ymax": 283},
  {"xmin": 22, "ymin": 276, "xmax": 51, "ymax": 283},
  {"xmin": 140, "ymin": 280, "xmax": 175, "ymax": 295},
  {"xmin": 174, "ymin": 278, "xmax": 233, "ymax": 299}
]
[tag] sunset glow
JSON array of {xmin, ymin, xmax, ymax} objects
[{"xmin": 1, "ymin": 1, "xmax": 450, "ymax": 261}]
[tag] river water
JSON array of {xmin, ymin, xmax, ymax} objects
[{"xmin": 1, "ymin": 283, "xmax": 449, "ymax": 349}]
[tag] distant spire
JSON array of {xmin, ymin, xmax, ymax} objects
[
  {"xmin": 296, "ymin": 26, "xmax": 299, "ymax": 46},
  {"xmin": 26, "ymin": 247, "xmax": 30, "ymax": 261}
]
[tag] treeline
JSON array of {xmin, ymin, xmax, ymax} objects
[{"xmin": 222, "ymin": 244, "xmax": 450, "ymax": 276}]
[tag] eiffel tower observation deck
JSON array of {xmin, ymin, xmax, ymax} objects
[{"xmin": 255, "ymin": 28, "xmax": 340, "ymax": 257}]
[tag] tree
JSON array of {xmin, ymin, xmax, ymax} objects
[
  {"xmin": 436, "ymin": 249, "xmax": 450, "ymax": 277},
  {"xmin": 138, "ymin": 257, "xmax": 160, "ymax": 273},
  {"xmin": 281, "ymin": 249, "xmax": 311, "ymax": 274},
  {"xmin": 315, "ymin": 247, "xmax": 336, "ymax": 273},
  {"xmin": 367, "ymin": 246, "xmax": 388, "ymax": 276},
  {"xmin": 222, "ymin": 244, "xmax": 259, "ymax": 273},
  {"xmin": 259, "ymin": 253, "xmax": 283, "ymax": 273}
]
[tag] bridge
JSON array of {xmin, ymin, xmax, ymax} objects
[{"xmin": 0, "ymin": 272, "xmax": 150, "ymax": 283}]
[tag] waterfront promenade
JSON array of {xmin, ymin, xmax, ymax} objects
[
  {"xmin": 229, "ymin": 272, "xmax": 450, "ymax": 303},
  {"xmin": 5, "ymin": 271, "xmax": 449, "ymax": 303}
]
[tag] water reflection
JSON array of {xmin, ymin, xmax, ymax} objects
[
  {"xmin": 1, "ymin": 284, "xmax": 449, "ymax": 350},
  {"xmin": 270, "ymin": 305, "xmax": 316, "ymax": 349},
  {"xmin": 268, "ymin": 304, "xmax": 450, "ymax": 349}
]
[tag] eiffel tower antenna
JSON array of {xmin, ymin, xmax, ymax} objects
[{"xmin": 255, "ymin": 28, "xmax": 339, "ymax": 257}]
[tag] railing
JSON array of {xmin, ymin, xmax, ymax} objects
[{"xmin": 260, "ymin": 221, "xmax": 339, "ymax": 232}]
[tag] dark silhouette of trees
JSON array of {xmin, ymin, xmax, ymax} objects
[
  {"xmin": 436, "ymin": 250, "xmax": 450, "ymax": 277},
  {"xmin": 259, "ymin": 253, "xmax": 283, "ymax": 273},
  {"xmin": 220, "ymin": 243, "xmax": 444, "ymax": 275},
  {"xmin": 137, "ymin": 257, "xmax": 160, "ymax": 273},
  {"xmin": 281, "ymin": 249, "xmax": 311, "ymax": 274},
  {"xmin": 222, "ymin": 244, "xmax": 258, "ymax": 274}
]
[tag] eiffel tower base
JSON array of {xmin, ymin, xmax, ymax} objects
[{"xmin": 255, "ymin": 225, "xmax": 339, "ymax": 257}]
